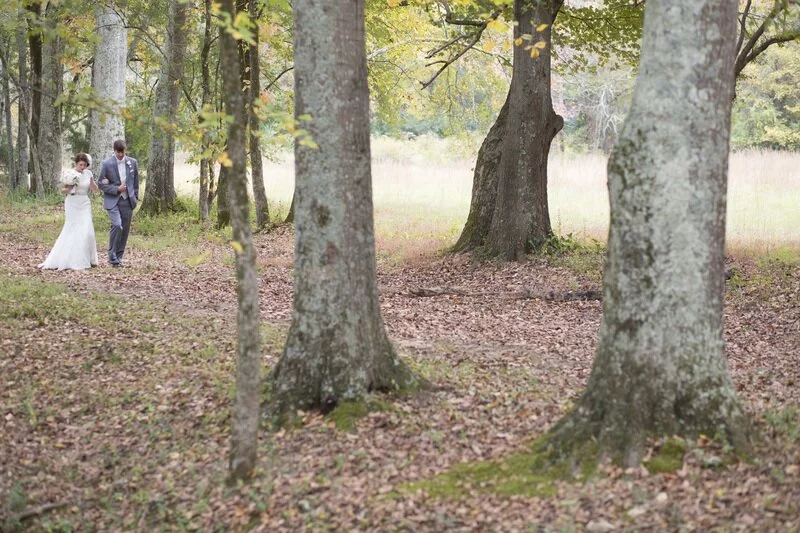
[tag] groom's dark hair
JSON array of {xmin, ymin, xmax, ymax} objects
[{"xmin": 113, "ymin": 139, "xmax": 126, "ymax": 153}]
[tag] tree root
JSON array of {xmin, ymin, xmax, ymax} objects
[{"xmin": 404, "ymin": 285, "xmax": 602, "ymax": 301}]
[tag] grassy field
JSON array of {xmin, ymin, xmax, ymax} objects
[{"xmin": 173, "ymin": 137, "xmax": 800, "ymax": 257}]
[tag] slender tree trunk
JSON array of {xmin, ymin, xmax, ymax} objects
[
  {"xmin": 271, "ymin": 0, "xmax": 420, "ymax": 419},
  {"xmin": 219, "ymin": 0, "xmax": 262, "ymax": 482},
  {"xmin": 16, "ymin": 21, "xmax": 29, "ymax": 190},
  {"xmin": 216, "ymin": 166, "xmax": 230, "ymax": 228},
  {"xmin": 547, "ymin": 0, "xmax": 751, "ymax": 466},
  {"xmin": 27, "ymin": 2, "xmax": 43, "ymax": 196},
  {"xmin": 89, "ymin": 6, "xmax": 127, "ymax": 171},
  {"xmin": 453, "ymin": 0, "xmax": 563, "ymax": 259},
  {"xmin": 0, "ymin": 44, "xmax": 16, "ymax": 187},
  {"xmin": 141, "ymin": 0, "xmax": 190, "ymax": 215},
  {"xmin": 198, "ymin": 0, "xmax": 214, "ymax": 221},
  {"xmin": 37, "ymin": 6, "xmax": 63, "ymax": 193},
  {"xmin": 249, "ymin": 0, "xmax": 270, "ymax": 230}
]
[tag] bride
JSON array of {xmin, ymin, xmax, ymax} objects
[{"xmin": 39, "ymin": 153, "xmax": 100, "ymax": 270}]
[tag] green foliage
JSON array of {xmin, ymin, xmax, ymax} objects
[{"xmin": 732, "ymin": 45, "xmax": 800, "ymax": 150}]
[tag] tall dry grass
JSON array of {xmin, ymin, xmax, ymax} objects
[{"xmin": 173, "ymin": 137, "xmax": 800, "ymax": 259}]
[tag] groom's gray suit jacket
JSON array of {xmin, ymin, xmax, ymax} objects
[{"xmin": 97, "ymin": 155, "xmax": 139, "ymax": 210}]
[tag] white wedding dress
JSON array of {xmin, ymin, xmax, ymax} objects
[{"xmin": 39, "ymin": 170, "xmax": 99, "ymax": 270}]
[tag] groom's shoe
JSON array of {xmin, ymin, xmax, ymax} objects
[{"xmin": 110, "ymin": 262, "xmax": 121, "ymax": 268}]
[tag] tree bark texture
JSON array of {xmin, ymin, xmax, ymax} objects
[
  {"xmin": 16, "ymin": 21, "xmax": 29, "ymax": 189},
  {"xmin": 37, "ymin": 6, "xmax": 63, "ymax": 193},
  {"xmin": 487, "ymin": 0, "xmax": 563, "ymax": 260},
  {"xmin": 450, "ymin": 95, "xmax": 508, "ymax": 253},
  {"xmin": 0, "ymin": 45, "xmax": 16, "ymax": 188},
  {"xmin": 454, "ymin": 0, "xmax": 563, "ymax": 259},
  {"xmin": 141, "ymin": 0, "xmax": 190, "ymax": 215},
  {"xmin": 271, "ymin": 0, "xmax": 418, "ymax": 417},
  {"xmin": 89, "ymin": 7, "xmax": 127, "ymax": 171},
  {"xmin": 248, "ymin": 0, "xmax": 270, "ymax": 229},
  {"xmin": 198, "ymin": 0, "xmax": 214, "ymax": 221},
  {"xmin": 26, "ymin": 2, "xmax": 43, "ymax": 196},
  {"xmin": 219, "ymin": 0, "xmax": 262, "ymax": 482},
  {"xmin": 550, "ymin": 0, "xmax": 751, "ymax": 466}
]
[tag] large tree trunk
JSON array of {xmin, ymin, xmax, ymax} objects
[
  {"xmin": 486, "ymin": 0, "xmax": 562, "ymax": 259},
  {"xmin": 271, "ymin": 0, "xmax": 419, "ymax": 418},
  {"xmin": 450, "ymin": 96, "xmax": 508, "ymax": 253},
  {"xmin": 89, "ymin": 7, "xmax": 127, "ymax": 171},
  {"xmin": 548, "ymin": 0, "xmax": 751, "ymax": 467},
  {"xmin": 37, "ymin": 6, "xmax": 63, "ymax": 193},
  {"xmin": 454, "ymin": 0, "xmax": 563, "ymax": 259},
  {"xmin": 140, "ymin": 0, "xmax": 190, "ymax": 215},
  {"xmin": 218, "ymin": 0, "xmax": 262, "ymax": 482},
  {"xmin": 16, "ymin": 21, "xmax": 29, "ymax": 190},
  {"xmin": 249, "ymin": 0, "xmax": 270, "ymax": 230}
]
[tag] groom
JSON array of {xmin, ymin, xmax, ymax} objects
[{"xmin": 97, "ymin": 139, "xmax": 139, "ymax": 267}]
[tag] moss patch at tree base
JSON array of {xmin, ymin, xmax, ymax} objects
[
  {"xmin": 404, "ymin": 435, "xmax": 600, "ymax": 499},
  {"xmin": 645, "ymin": 438, "xmax": 688, "ymax": 474},
  {"xmin": 326, "ymin": 398, "xmax": 393, "ymax": 432}
]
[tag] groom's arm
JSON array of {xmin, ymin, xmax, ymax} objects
[
  {"xmin": 132, "ymin": 159, "xmax": 139, "ymax": 198},
  {"xmin": 97, "ymin": 162, "xmax": 122, "ymax": 195}
]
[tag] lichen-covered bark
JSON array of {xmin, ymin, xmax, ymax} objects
[
  {"xmin": 271, "ymin": 0, "xmax": 419, "ymax": 418},
  {"xmin": 219, "ymin": 0, "xmax": 262, "ymax": 482},
  {"xmin": 16, "ymin": 21, "xmax": 29, "ymax": 190},
  {"xmin": 141, "ymin": 0, "xmax": 190, "ymax": 215},
  {"xmin": 548, "ymin": 0, "xmax": 751, "ymax": 466},
  {"xmin": 89, "ymin": 7, "xmax": 126, "ymax": 173}
]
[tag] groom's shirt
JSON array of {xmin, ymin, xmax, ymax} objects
[{"xmin": 117, "ymin": 157, "xmax": 128, "ymax": 199}]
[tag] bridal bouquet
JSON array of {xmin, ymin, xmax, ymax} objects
[{"xmin": 60, "ymin": 168, "xmax": 81, "ymax": 195}]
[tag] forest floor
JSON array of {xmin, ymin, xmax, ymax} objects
[{"xmin": 1, "ymin": 201, "xmax": 799, "ymax": 532}]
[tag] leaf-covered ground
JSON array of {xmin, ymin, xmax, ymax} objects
[{"xmin": 1, "ymin": 204, "xmax": 798, "ymax": 531}]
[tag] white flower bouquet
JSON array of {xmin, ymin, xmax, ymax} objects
[{"xmin": 60, "ymin": 168, "xmax": 81, "ymax": 195}]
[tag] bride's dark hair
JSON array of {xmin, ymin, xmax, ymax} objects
[{"xmin": 75, "ymin": 153, "xmax": 90, "ymax": 165}]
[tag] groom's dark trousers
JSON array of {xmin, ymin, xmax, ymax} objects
[{"xmin": 108, "ymin": 198, "xmax": 133, "ymax": 264}]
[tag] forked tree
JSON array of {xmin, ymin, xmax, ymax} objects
[
  {"xmin": 218, "ymin": 0, "xmax": 262, "ymax": 482},
  {"xmin": 271, "ymin": 0, "xmax": 419, "ymax": 417},
  {"xmin": 547, "ymin": 0, "xmax": 752, "ymax": 465}
]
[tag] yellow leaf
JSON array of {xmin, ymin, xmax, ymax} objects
[
  {"xmin": 230, "ymin": 241, "xmax": 244, "ymax": 253},
  {"xmin": 387, "ymin": 0, "xmax": 401, "ymax": 6},
  {"xmin": 501, "ymin": 41, "xmax": 512, "ymax": 52},
  {"xmin": 482, "ymin": 39, "xmax": 495, "ymax": 52},
  {"xmin": 486, "ymin": 19, "xmax": 505, "ymax": 32},
  {"xmin": 536, "ymin": 23, "xmax": 549, "ymax": 32},
  {"xmin": 534, "ymin": 40, "xmax": 547, "ymax": 49},
  {"xmin": 514, "ymin": 37, "xmax": 523, "ymax": 46},
  {"xmin": 529, "ymin": 47, "xmax": 540, "ymax": 58},
  {"xmin": 218, "ymin": 152, "xmax": 233, "ymax": 168}
]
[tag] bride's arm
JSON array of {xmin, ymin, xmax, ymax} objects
[{"xmin": 86, "ymin": 170, "xmax": 100, "ymax": 193}]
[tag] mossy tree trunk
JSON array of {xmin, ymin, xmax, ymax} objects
[
  {"xmin": 271, "ymin": 0, "xmax": 419, "ymax": 418},
  {"xmin": 219, "ymin": 0, "xmax": 262, "ymax": 482},
  {"xmin": 141, "ymin": 0, "xmax": 190, "ymax": 215},
  {"xmin": 548, "ymin": 0, "xmax": 751, "ymax": 467},
  {"xmin": 453, "ymin": 0, "xmax": 563, "ymax": 259}
]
